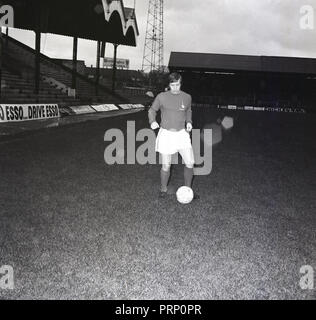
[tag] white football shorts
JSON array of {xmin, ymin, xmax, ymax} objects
[{"xmin": 155, "ymin": 128, "xmax": 193, "ymax": 155}]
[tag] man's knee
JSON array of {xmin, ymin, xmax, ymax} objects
[
  {"xmin": 184, "ymin": 155, "xmax": 195, "ymax": 169},
  {"xmin": 185, "ymin": 162, "xmax": 194, "ymax": 169},
  {"xmin": 162, "ymin": 163, "xmax": 171, "ymax": 172}
]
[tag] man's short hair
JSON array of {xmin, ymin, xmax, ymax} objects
[{"xmin": 169, "ymin": 72, "xmax": 182, "ymax": 83}]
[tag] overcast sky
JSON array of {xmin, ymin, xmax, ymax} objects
[{"xmin": 5, "ymin": 0, "xmax": 316, "ymax": 70}]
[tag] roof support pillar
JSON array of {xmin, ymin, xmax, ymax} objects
[
  {"xmin": 101, "ymin": 41, "xmax": 106, "ymax": 59},
  {"xmin": 112, "ymin": 43, "xmax": 118, "ymax": 93},
  {"xmin": 95, "ymin": 40, "xmax": 101, "ymax": 96},
  {"xmin": 35, "ymin": 30, "xmax": 41, "ymax": 95},
  {"xmin": 72, "ymin": 36, "xmax": 78, "ymax": 91},
  {"xmin": 34, "ymin": 4, "xmax": 41, "ymax": 96}
]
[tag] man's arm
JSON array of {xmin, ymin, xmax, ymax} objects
[
  {"xmin": 186, "ymin": 95, "xmax": 192, "ymax": 124},
  {"xmin": 148, "ymin": 94, "xmax": 161, "ymax": 125}
]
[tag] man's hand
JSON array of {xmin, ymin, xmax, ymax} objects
[
  {"xmin": 151, "ymin": 121, "xmax": 160, "ymax": 130},
  {"xmin": 186, "ymin": 122, "xmax": 193, "ymax": 132}
]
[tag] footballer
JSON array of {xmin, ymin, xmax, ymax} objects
[{"xmin": 148, "ymin": 72, "xmax": 198, "ymax": 199}]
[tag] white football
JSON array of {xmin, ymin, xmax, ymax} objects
[{"xmin": 176, "ymin": 186, "xmax": 194, "ymax": 204}]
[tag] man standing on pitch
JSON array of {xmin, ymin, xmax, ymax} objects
[{"xmin": 148, "ymin": 72, "xmax": 197, "ymax": 198}]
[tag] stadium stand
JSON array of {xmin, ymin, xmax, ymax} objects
[
  {"xmin": 169, "ymin": 52, "xmax": 316, "ymax": 110},
  {"xmin": 1, "ymin": 65, "xmax": 81, "ymax": 105},
  {"xmin": 1, "ymin": 34, "xmax": 132, "ymax": 106},
  {"xmin": 0, "ymin": 0, "xmax": 147, "ymax": 107}
]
